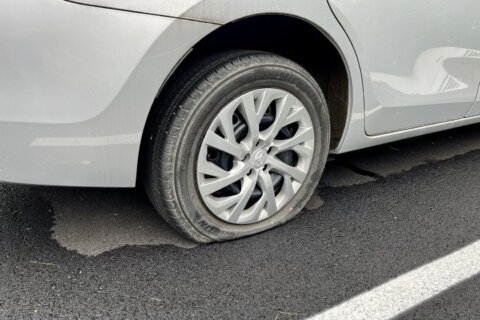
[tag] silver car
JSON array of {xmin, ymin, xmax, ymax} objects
[{"xmin": 2, "ymin": 0, "xmax": 479, "ymax": 242}]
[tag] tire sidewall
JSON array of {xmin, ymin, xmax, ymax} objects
[{"xmin": 173, "ymin": 64, "xmax": 330, "ymax": 241}]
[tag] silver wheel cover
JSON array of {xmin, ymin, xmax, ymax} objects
[{"xmin": 196, "ymin": 88, "xmax": 315, "ymax": 224}]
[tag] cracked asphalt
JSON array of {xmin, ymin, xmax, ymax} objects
[{"xmin": 2, "ymin": 124, "xmax": 480, "ymax": 319}]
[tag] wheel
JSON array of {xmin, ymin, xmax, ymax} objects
[{"xmin": 144, "ymin": 50, "xmax": 330, "ymax": 243}]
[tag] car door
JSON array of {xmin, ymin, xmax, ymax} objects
[{"xmin": 328, "ymin": 0, "xmax": 480, "ymax": 135}]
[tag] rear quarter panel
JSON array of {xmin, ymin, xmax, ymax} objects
[{"xmin": 0, "ymin": 0, "xmax": 217, "ymax": 187}]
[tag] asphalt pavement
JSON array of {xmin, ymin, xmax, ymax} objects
[{"xmin": 2, "ymin": 124, "xmax": 480, "ymax": 319}]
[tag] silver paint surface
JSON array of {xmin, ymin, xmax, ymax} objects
[
  {"xmin": 2, "ymin": 0, "xmax": 480, "ymax": 186},
  {"xmin": 329, "ymin": 0, "xmax": 480, "ymax": 135},
  {"xmin": 0, "ymin": 0, "xmax": 217, "ymax": 186}
]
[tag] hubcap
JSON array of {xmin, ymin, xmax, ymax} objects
[{"xmin": 196, "ymin": 88, "xmax": 315, "ymax": 224}]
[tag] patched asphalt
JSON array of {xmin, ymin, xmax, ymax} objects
[{"xmin": 2, "ymin": 124, "xmax": 480, "ymax": 319}]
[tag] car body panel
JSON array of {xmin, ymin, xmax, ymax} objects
[
  {"xmin": 466, "ymin": 84, "xmax": 480, "ymax": 117},
  {"xmin": 2, "ymin": 1, "xmax": 166, "ymax": 125},
  {"xmin": 329, "ymin": 0, "xmax": 480, "ymax": 135},
  {"xmin": 64, "ymin": 0, "xmax": 336, "ymax": 25},
  {"xmin": 0, "ymin": 0, "xmax": 217, "ymax": 187},
  {"xmin": 65, "ymin": 0, "xmax": 211, "ymax": 21},
  {"xmin": 0, "ymin": 0, "xmax": 367, "ymax": 187},
  {"xmin": 2, "ymin": 0, "xmax": 480, "ymax": 187}
]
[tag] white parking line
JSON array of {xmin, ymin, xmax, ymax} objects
[{"xmin": 308, "ymin": 239, "xmax": 480, "ymax": 320}]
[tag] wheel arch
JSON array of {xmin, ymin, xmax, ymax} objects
[{"xmin": 137, "ymin": 13, "xmax": 354, "ymax": 184}]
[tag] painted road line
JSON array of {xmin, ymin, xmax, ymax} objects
[{"xmin": 308, "ymin": 239, "xmax": 480, "ymax": 320}]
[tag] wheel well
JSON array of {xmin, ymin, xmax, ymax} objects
[
  {"xmin": 138, "ymin": 14, "xmax": 349, "ymax": 183},
  {"xmin": 178, "ymin": 15, "xmax": 349, "ymax": 147}
]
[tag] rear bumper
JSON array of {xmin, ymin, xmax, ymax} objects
[{"xmin": 0, "ymin": 0, "xmax": 216, "ymax": 187}]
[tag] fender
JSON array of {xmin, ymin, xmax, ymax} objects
[
  {"xmin": 66, "ymin": 0, "xmax": 365, "ymax": 155},
  {"xmin": 0, "ymin": 0, "xmax": 217, "ymax": 187}
]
